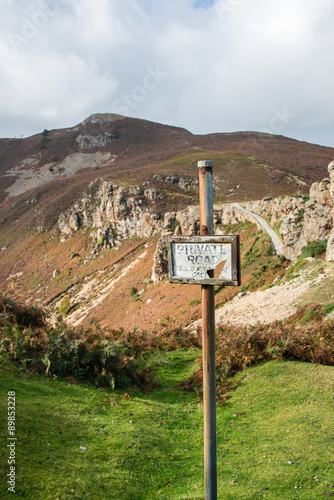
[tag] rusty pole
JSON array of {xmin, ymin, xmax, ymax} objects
[{"xmin": 198, "ymin": 160, "xmax": 217, "ymax": 500}]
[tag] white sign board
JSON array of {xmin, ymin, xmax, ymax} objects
[{"xmin": 168, "ymin": 235, "xmax": 240, "ymax": 286}]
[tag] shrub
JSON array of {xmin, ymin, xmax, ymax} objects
[
  {"xmin": 39, "ymin": 129, "xmax": 49, "ymax": 149},
  {"xmin": 265, "ymin": 243, "xmax": 275, "ymax": 256},
  {"xmin": 97, "ymin": 235, "xmax": 105, "ymax": 246},
  {"xmin": 0, "ymin": 295, "xmax": 142, "ymax": 389},
  {"xmin": 0, "ymin": 295, "xmax": 45, "ymax": 329},
  {"xmin": 189, "ymin": 298, "xmax": 201, "ymax": 306},
  {"xmin": 130, "ymin": 285, "xmax": 138, "ymax": 297},
  {"xmin": 171, "ymin": 219, "xmax": 180, "ymax": 232},
  {"xmin": 298, "ymin": 240, "xmax": 327, "ymax": 259},
  {"xmin": 323, "ymin": 303, "xmax": 334, "ymax": 315},
  {"xmin": 58, "ymin": 296, "xmax": 71, "ymax": 315},
  {"xmin": 179, "ymin": 316, "xmax": 334, "ymax": 403},
  {"xmin": 301, "ymin": 309, "xmax": 314, "ymax": 325},
  {"xmin": 42, "ymin": 324, "xmax": 138, "ymax": 388}
]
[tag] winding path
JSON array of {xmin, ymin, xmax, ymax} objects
[{"xmin": 230, "ymin": 203, "xmax": 284, "ymax": 255}]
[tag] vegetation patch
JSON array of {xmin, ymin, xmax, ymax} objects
[
  {"xmin": 39, "ymin": 128, "xmax": 49, "ymax": 149},
  {"xmin": 180, "ymin": 317, "xmax": 334, "ymax": 402},
  {"xmin": 0, "ymin": 294, "xmax": 200, "ymax": 390},
  {"xmin": 58, "ymin": 295, "xmax": 71, "ymax": 315},
  {"xmin": 323, "ymin": 303, "xmax": 334, "ymax": 315},
  {"xmin": 171, "ymin": 219, "xmax": 180, "ymax": 232},
  {"xmin": 298, "ymin": 240, "xmax": 327, "ymax": 259},
  {"xmin": 189, "ymin": 298, "xmax": 201, "ymax": 307}
]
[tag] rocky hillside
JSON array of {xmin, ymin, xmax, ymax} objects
[
  {"xmin": 1, "ymin": 114, "xmax": 334, "ymax": 332},
  {"xmin": 1, "ymin": 113, "xmax": 334, "ymax": 224}
]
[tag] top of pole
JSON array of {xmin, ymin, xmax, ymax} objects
[{"xmin": 197, "ymin": 160, "xmax": 213, "ymax": 169}]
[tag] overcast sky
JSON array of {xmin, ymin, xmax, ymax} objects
[{"xmin": 1, "ymin": 0, "xmax": 334, "ymax": 147}]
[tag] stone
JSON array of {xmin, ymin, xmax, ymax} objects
[
  {"xmin": 151, "ymin": 233, "xmax": 171, "ymax": 283},
  {"xmin": 58, "ymin": 179, "xmax": 165, "ymax": 244},
  {"xmin": 76, "ymin": 133, "xmax": 116, "ymax": 149},
  {"xmin": 153, "ymin": 174, "xmax": 199, "ymax": 191},
  {"xmin": 326, "ymin": 161, "xmax": 334, "ymax": 261}
]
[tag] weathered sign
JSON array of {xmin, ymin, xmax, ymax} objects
[{"xmin": 168, "ymin": 235, "xmax": 240, "ymax": 286}]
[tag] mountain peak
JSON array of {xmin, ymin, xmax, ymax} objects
[{"xmin": 80, "ymin": 113, "xmax": 127, "ymax": 127}]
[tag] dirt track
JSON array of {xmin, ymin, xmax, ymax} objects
[
  {"xmin": 230, "ymin": 202, "xmax": 284, "ymax": 256},
  {"xmin": 189, "ymin": 264, "xmax": 331, "ymax": 329}
]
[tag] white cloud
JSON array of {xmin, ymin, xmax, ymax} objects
[{"xmin": 0, "ymin": 0, "xmax": 333, "ymax": 147}]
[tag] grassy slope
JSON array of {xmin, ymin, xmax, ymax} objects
[{"xmin": 0, "ymin": 353, "xmax": 333, "ymax": 499}]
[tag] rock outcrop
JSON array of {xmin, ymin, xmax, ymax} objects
[
  {"xmin": 76, "ymin": 133, "xmax": 116, "ymax": 149},
  {"xmin": 244, "ymin": 176, "xmax": 333, "ymax": 261},
  {"xmin": 153, "ymin": 174, "xmax": 199, "ymax": 192},
  {"xmin": 58, "ymin": 162, "xmax": 334, "ymax": 284},
  {"xmin": 326, "ymin": 161, "xmax": 334, "ymax": 261},
  {"xmin": 58, "ymin": 179, "xmax": 165, "ymax": 247}
]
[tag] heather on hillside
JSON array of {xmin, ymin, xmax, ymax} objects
[
  {"xmin": 1, "ymin": 294, "xmax": 333, "ymax": 400},
  {"xmin": 180, "ymin": 314, "xmax": 334, "ymax": 401}
]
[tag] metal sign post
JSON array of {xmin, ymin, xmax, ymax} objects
[
  {"xmin": 167, "ymin": 160, "xmax": 241, "ymax": 500},
  {"xmin": 198, "ymin": 160, "xmax": 217, "ymax": 500}
]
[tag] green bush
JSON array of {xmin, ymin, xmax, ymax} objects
[
  {"xmin": 0, "ymin": 294, "xmax": 141, "ymax": 389},
  {"xmin": 42, "ymin": 324, "xmax": 137, "ymax": 388},
  {"xmin": 301, "ymin": 309, "xmax": 314, "ymax": 325},
  {"xmin": 189, "ymin": 298, "xmax": 201, "ymax": 306},
  {"xmin": 97, "ymin": 235, "xmax": 105, "ymax": 246},
  {"xmin": 298, "ymin": 240, "xmax": 327, "ymax": 259},
  {"xmin": 39, "ymin": 129, "xmax": 49, "ymax": 149},
  {"xmin": 171, "ymin": 219, "xmax": 180, "ymax": 232},
  {"xmin": 130, "ymin": 285, "xmax": 138, "ymax": 297},
  {"xmin": 265, "ymin": 243, "xmax": 275, "ymax": 256},
  {"xmin": 323, "ymin": 303, "xmax": 334, "ymax": 315},
  {"xmin": 58, "ymin": 296, "xmax": 71, "ymax": 315}
]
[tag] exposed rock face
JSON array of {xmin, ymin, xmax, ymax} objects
[
  {"xmin": 58, "ymin": 163, "xmax": 334, "ymax": 285},
  {"xmin": 151, "ymin": 233, "xmax": 171, "ymax": 283},
  {"xmin": 326, "ymin": 161, "xmax": 334, "ymax": 261},
  {"xmin": 244, "ymin": 178, "xmax": 333, "ymax": 261},
  {"xmin": 153, "ymin": 174, "xmax": 199, "ymax": 192},
  {"xmin": 76, "ymin": 133, "xmax": 116, "ymax": 149},
  {"xmin": 58, "ymin": 180, "xmax": 165, "ymax": 246}
]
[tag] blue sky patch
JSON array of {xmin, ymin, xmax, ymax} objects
[{"xmin": 193, "ymin": 0, "xmax": 215, "ymax": 9}]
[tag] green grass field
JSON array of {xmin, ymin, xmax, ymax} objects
[{"xmin": 1, "ymin": 351, "xmax": 334, "ymax": 499}]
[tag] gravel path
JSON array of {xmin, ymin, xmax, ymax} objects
[
  {"xmin": 188, "ymin": 267, "xmax": 329, "ymax": 329},
  {"xmin": 230, "ymin": 202, "xmax": 284, "ymax": 255},
  {"xmin": 215, "ymin": 272, "xmax": 326, "ymax": 326}
]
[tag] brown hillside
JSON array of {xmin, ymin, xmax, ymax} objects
[
  {"xmin": 1, "ymin": 114, "xmax": 333, "ymax": 228},
  {"xmin": 1, "ymin": 114, "xmax": 334, "ymax": 332}
]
